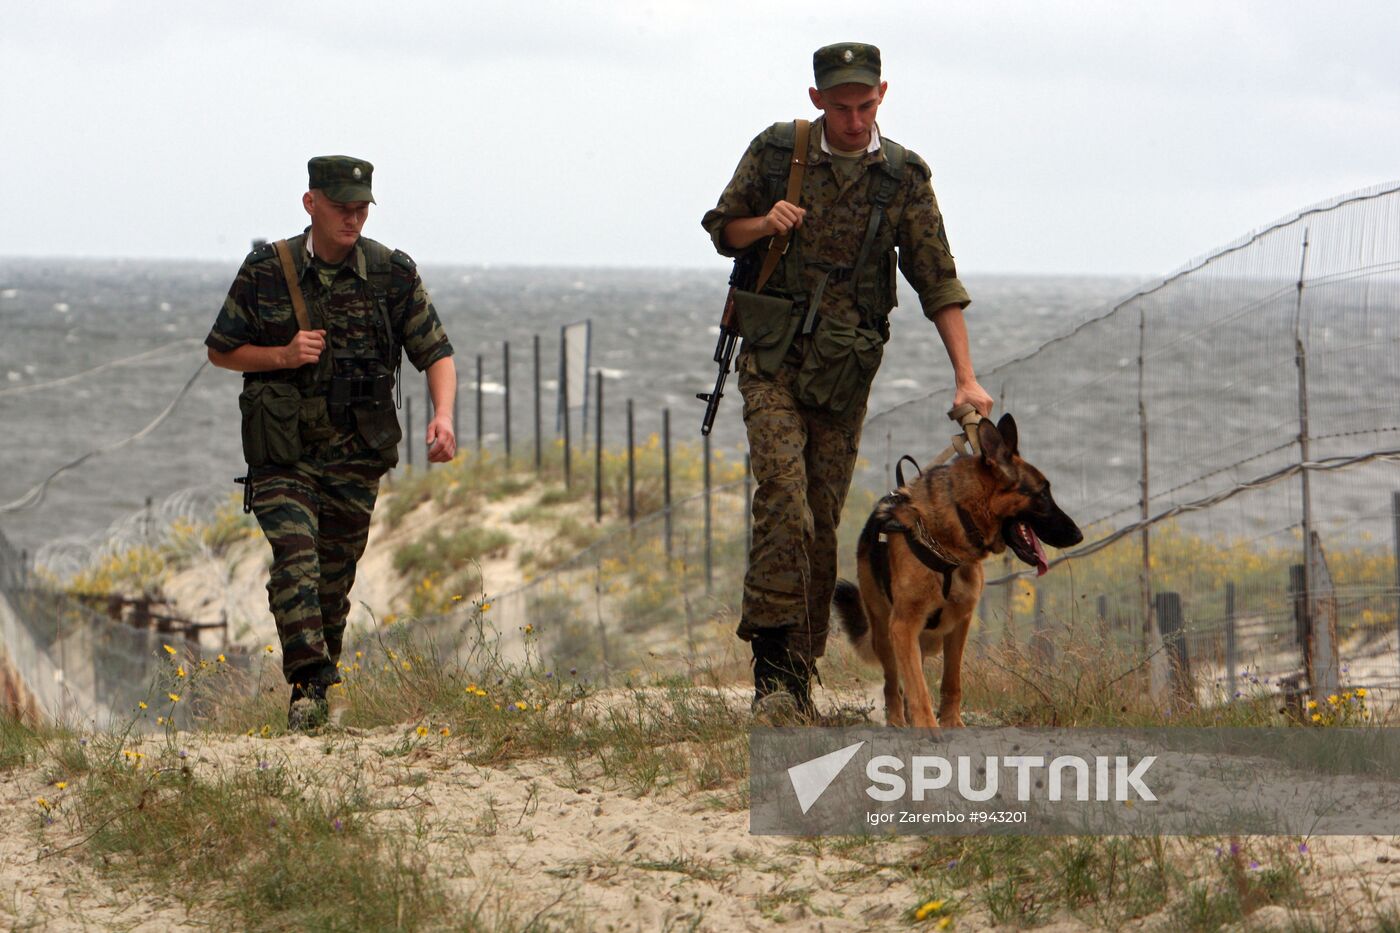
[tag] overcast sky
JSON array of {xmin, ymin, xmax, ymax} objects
[{"xmin": 2, "ymin": 1, "xmax": 1396, "ymax": 276}]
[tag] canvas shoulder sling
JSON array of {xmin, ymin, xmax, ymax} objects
[{"xmin": 733, "ymin": 119, "xmax": 811, "ymax": 377}]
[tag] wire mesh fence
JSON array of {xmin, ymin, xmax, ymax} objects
[{"xmin": 3, "ymin": 183, "xmax": 1399, "ymax": 720}]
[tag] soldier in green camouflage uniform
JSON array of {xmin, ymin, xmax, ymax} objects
[
  {"xmin": 701, "ymin": 44, "xmax": 993, "ymax": 719},
  {"xmin": 206, "ymin": 156, "xmax": 456, "ymax": 730}
]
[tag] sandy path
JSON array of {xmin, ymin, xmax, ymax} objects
[{"xmin": 7, "ymin": 712, "xmax": 1400, "ymax": 931}]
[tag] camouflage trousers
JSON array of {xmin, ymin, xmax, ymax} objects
[
  {"xmin": 249, "ymin": 451, "xmax": 387, "ymax": 685},
  {"xmin": 737, "ymin": 356, "xmax": 865, "ymax": 662}
]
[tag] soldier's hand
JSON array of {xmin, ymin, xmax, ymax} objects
[
  {"xmin": 281, "ymin": 330, "xmax": 327, "ymax": 368},
  {"xmin": 765, "ymin": 200, "xmax": 806, "ymax": 237},
  {"xmin": 954, "ymin": 380, "xmax": 995, "ymax": 419},
  {"xmin": 426, "ymin": 414, "xmax": 456, "ymax": 463}
]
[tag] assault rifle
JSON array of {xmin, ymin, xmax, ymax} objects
[{"xmin": 697, "ymin": 256, "xmax": 756, "ymax": 436}]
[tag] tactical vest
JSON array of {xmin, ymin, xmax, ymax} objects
[
  {"xmin": 754, "ymin": 121, "xmax": 907, "ymax": 329},
  {"xmin": 242, "ymin": 235, "xmax": 412, "ymax": 464}
]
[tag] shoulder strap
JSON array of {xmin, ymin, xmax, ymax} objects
[
  {"xmin": 272, "ymin": 239, "xmax": 311, "ymax": 332},
  {"xmin": 753, "ymin": 118, "xmax": 810, "ymax": 293},
  {"xmin": 850, "ymin": 141, "xmax": 907, "ymax": 305}
]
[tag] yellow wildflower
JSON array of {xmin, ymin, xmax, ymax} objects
[
  {"xmin": 481, "ymin": 601, "xmax": 492, "ymax": 612},
  {"xmin": 176, "ymin": 666, "xmax": 186, "ymax": 678},
  {"xmin": 355, "ymin": 651, "xmax": 363, "ymax": 660},
  {"xmin": 452, "ymin": 594, "xmax": 464, "ymax": 602},
  {"xmin": 265, "ymin": 644, "xmax": 275, "ymax": 654},
  {"xmin": 1306, "ymin": 699, "xmax": 1317, "ymax": 709},
  {"xmin": 260, "ymin": 724, "xmax": 271, "ymax": 737},
  {"xmin": 416, "ymin": 725, "xmax": 428, "ymax": 737},
  {"xmin": 138, "ymin": 701, "xmax": 148, "ymax": 710},
  {"xmin": 914, "ymin": 900, "xmax": 944, "ymax": 921},
  {"xmin": 54, "ymin": 782, "xmax": 67, "ymax": 790},
  {"xmin": 163, "ymin": 644, "xmax": 176, "ymax": 655},
  {"xmin": 157, "ymin": 717, "xmax": 165, "ymax": 725},
  {"xmin": 937, "ymin": 918, "xmax": 953, "ymax": 930},
  {"xmin": 439, "ymin": 727, "xmax": 451, "ymax": 737},
  {"xmin": 523, "ymin": 624, "xmax": 534, "ymax": 635},
  {"xmin": 402, "ymin": 661, "xmax": 412, "ymax": 671},
  {"xmin": 514, "ymin": 700, "xmax": 528, "ymax": 711},
  {"xmin": 1327, "ymin": 695, "xmax": 1339, "ymax": 706},
  {"xmin": 36, "ymin": 797, "xmax": 49, "ymax": 810},
  {"xmin": 217, "ymin": 654, "xmax": 226, "ymax": 663},
  {"xmin": 1356, "ymin": 688, "xmax": 1368, "ymax": 698},
  {"xmin": 1311, "ymin": 713, "xmax": 1322, "ymax": 723},
  {"xmin": 168, "ymin": 692, "xmax": 181, "ymax": 703},
  {"xmin": 383, "ymin": 614, "xmax": 398, "ymax": 625}
]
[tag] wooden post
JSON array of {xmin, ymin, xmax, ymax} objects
[{"xmin": 1154, "ymin": 591, "xmax": 1195, "ymax": 707}]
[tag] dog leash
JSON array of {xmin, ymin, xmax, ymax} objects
[
  {"xmin": 892, "ymin": 403, "xmax": 988, "ymax": 489},
  {"xmin": 932, "ymin": 403, "xmax": 986, "ymax": 465}
]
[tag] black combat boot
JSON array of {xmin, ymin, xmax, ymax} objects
[
  {"xmin": 288, "ymin": 662, "xmax": 335, "ymax": 733},
  {"xmin": 751, "ymin": 629, "xmax": 816, "ymax": 723}
]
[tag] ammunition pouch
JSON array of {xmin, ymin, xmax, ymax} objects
[
  {"xmin": 353, "ymin": 401, "xmax": 403, "ymax": 466},
  {"xmin": 734, "ymin": 290, "xmax": 801, "ymax": 378},
  {"xmin": 239, "ymin": 382, "xmax": 302, "ymax": 467},
  {"xmin": 327, "ymin": 372, "xmax": 395, "ymax": 429},
  {"xmin": 794, "ymin": 316, "xmax": 885, "ymax": 417}
]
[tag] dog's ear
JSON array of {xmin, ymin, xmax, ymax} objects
[
  {"xmin": 996, "ymin": 413, "xmax": 1019, "ymax": 457},
  {"xmin": 978, "ymin": 419, "xmax": 1015, "ymax": 482}
]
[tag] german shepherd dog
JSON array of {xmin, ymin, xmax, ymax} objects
[{"xmin": 833, "ymin": 414, "xmax": 1083, "ymax": 729}]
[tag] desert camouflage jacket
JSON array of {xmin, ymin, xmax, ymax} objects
[{"xmin": 702, "ymin": 117, "xmax": 970, "ymax": 327}]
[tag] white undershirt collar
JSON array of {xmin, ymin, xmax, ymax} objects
[{"xmin": 821, "ymin": 123, "xmax": 881, "ymax": 156}]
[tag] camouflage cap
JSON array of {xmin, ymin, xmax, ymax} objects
[
  {"xmin": 813, "ymin": 42, "xmax": 881, "ymax": 90},
  {"xmin": 307, "ymin": 155, "xmax": 375, "ymax": 204}
]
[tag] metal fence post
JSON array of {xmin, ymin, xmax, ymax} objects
[
  {"xmin": 405, "ymin": 397, "xmax": 414, "ymax": 470},
  {"xmin": 626, "ymin": 399, "xmax": 635, "ymax": 526},
  {"xmin": 424, "ymin": 375, "xmax": 434, "ymax": 470},
  {"xmin": 475, "ymin": 353, "xmax": 484, "ymax": 454},
  {"xmin": 533, "ymin": 334, "xmax": 542, "ymax": 473},
  {"xmin": 503, "ymin": 341, "xmax": 512, "ymax": 467},
  {"xmin": 1225, "ymin": 581, "xmax": 1237, "ymax": 702},
  {"xmin": 704, "ymin": 432, "xmax": 713, "ymax": 595},
  {"xmin": 1393, "ymin": 491, "xmax": 1400, "ymax": 679},
  {"xmin": 1293, "ymin": 229, "xmax": 1315, "ymax": 690},
  {"xmin": 595, "ymin": 370, "xmax": 604, "ymax": 523},
  {"xmin": 663, "ymin": 408, "xmax": 673, "ymax": 560},
  {"xmin": 561, "ymin": 351, "xmax": 571, "ymax": 488}
]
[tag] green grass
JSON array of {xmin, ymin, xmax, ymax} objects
[{"xmin": 67, "ymin": 743, "xmax": 451, "ymax": 932}]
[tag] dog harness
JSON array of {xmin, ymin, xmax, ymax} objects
[{"xmin": 869, "ymin": 454, "xmax": 963, "ymax": 602}]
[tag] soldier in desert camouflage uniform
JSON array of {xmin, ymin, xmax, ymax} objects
[
  {"xmin": 701, "ymin": 43, "xmax": 993, "ymax": 719},
  {"xmin": 207, "ymin": 156, "xmax": 456, "ymax": 731}
]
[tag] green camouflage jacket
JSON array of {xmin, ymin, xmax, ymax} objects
[
  {"xmin": 701, "ymin": 117, "xmax": 970, "ymax": 327},
  {"xmin": 206, "ymin": 231, "xmax": 453, "ymax": 454}
]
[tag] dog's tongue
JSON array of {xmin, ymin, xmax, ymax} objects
[{"xmin": 1021, "ymin": 522, "xmax": 1049, "ymax": 577}]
